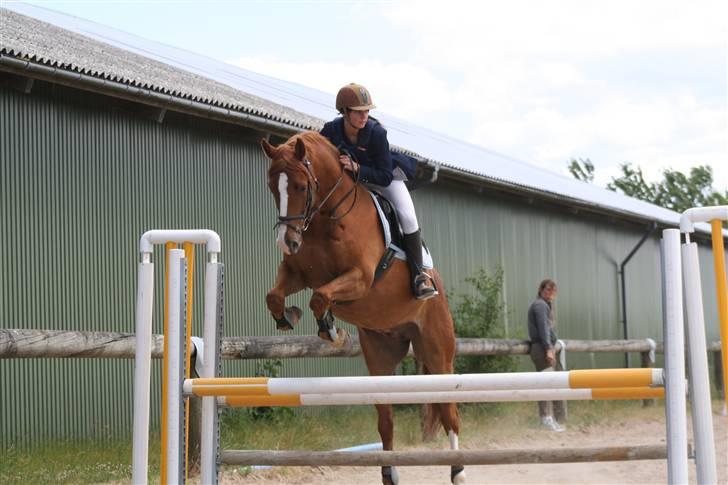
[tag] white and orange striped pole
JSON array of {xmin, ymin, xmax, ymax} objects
[
  {"xmin": 217, "ymin": 386, "xmax": 666, "ymax": 408},
  {"xmin": 184, "ymin": 368, "xmax": 664, "ymax": 398}
]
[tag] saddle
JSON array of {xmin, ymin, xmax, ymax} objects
[
  {"xmin": 338, "ymin": 145, "xmax": 433, "ymax": 282},
  {"xmin": 368, "ymin": 191, "xmax": 434, "ymax": 282}
]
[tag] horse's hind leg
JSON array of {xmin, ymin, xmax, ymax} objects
[
  {"xmin": 412, "ymin": 297, "xmax": 467, "ymax": 484},
  {"xmin": 358, "ymin": 328, "xmax": 411, "ymax": 485}
]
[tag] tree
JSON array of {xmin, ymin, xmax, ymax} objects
[
  {"xmin": 605, "ymin": 163, "xmax": 657, "ymax": 203},
  {"xmin": 567, "ymin": 160, "xmax": 728, "ymax": 214},
  {"xmin": 567, "ymin": 158, "xmax": 595, "ymax": 183}
]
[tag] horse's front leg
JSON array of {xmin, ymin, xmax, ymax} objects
[
  {"xmin": 309, "ymin": 267, "xmax": 369, "ymax": 344},
  {"xmin": 266, "ymin": 261, "xmax": 306, "ymax": 331}
]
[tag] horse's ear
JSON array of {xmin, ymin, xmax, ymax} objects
[
  {"xmin": 294, "ymin": 137, "xmax": 306, "ymax": 161},
  {"xmin": 261, "ymin": 138, "xmax": 276, "ymax": 159}
]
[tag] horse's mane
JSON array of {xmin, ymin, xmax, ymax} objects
[{"xmin": 269, "ymin": 131, "xmax": 339, "ymax": 175}]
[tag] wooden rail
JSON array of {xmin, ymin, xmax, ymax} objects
[
  {"xmin": 220, "ymin": 444, "xmax": 669, "ymax": 466},
  {"xmin": 0, "ymin": 329, "xmax": 721, "ymax": 359}
]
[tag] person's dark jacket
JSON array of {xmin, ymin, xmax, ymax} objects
[
  {"xmin": 528, "ymin": 298, "xmax": 558, "ymax": 349},
  {"xmin": 320, "ymin": 117, "xmax": 416, "ymax": 186}
]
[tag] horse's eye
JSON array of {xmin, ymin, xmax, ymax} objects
[{"xmin": 296, "ymin": 185, "xmax": 307, "ymax": 193}]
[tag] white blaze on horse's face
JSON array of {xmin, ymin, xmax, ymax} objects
[{"xmin": 276, "ymin": 172, "xmax": 290, "ymax": 255}]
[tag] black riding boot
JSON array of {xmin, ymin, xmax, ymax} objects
[{"xmin": 402, "ymin": 230, "xmax": 438, "ymax": 300}]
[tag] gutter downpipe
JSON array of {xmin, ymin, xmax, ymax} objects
[
  {"xmin": 0, "ymin": 54, "xmax": 300, "ymax": 138},
  {"xmin": 619, "ymin": 221, "xmax": 657, "ymax": 368}
]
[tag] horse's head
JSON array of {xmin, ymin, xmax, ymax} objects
[{"xmin": 262, "ymin": 133, "xmax": 342, "ymax": 256}]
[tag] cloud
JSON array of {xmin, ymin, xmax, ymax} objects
[
  {"xmin": 228, "ymin": 57, "xmax": 453, "ymax": 119},
  {"xmin": 230, "ymin": 0, "xmax": 728, "ymax": 190}
]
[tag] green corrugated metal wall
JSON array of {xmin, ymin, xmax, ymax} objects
[
  {"xmin": 1, "ymin": 79, "xmax": 724, "ymax": 448},
  {"xmin": 0, "ymin": 81, "xmax": 366, "ymax": 448},
  {"xmin": 415, "ymin": 185, "xmax": 722, "ymax": 371}
]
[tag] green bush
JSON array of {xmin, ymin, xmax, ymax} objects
[
  {"xmin": 247, "ymin": 359, "xmax": 294, "ymax": 422},
  {"xmin": 451, "ymin": 267, "xmax": 516, "ymax": 374},
  {"xmin": 399, "ymin": 267, "xmax": 516, "ymax": 376}
]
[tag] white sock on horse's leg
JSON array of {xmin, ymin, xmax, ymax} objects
[
  {"xmin": 448, "ymin": 429, "xmax": 459, "ymax": 450},
  {"xmin": 449, "ymin": 430, "xmax": 467, "ymax": 484}
]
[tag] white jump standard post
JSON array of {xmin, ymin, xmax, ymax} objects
[
  {"xmin": 131, "ymin": 230, "xmax": 222, "ymax": 485},
  {"xmin": 662, "ymin": 229, "xmax": 689, "ymax": 484},
  {"xmin": 678, "ymin": 206, "xmax": 728, "ymax": 484}
]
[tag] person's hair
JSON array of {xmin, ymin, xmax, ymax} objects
[{"xmin": 537, "ymin": 279, "xmax": 557, "ymax": 298}]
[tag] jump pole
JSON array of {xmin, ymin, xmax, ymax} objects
[
  {"xmin": 218, "ymin": 387, "xmax": 666, "ymax": 407},
  {"xmin": 184, "ymin": 368, "xmax": 664, "ymax": 397}
]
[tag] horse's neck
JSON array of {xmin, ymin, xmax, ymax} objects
[{"xmin": 315, "ymin": 159, "xmax": 356, "ymax": 213}]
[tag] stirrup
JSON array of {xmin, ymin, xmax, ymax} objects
[{"xmin": 414, "ymin": 273, "xmax": 438, "ymax": 300}]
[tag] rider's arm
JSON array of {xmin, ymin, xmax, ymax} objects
[{"xmin": 358, "ymin": 126, "xmax": 394, "ymax": 187}]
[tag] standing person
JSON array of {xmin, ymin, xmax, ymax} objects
[
  {"xmin": 528, "ymin": 279, "xmax": 566, "ymax": 432},
  {"xmin": 320, "ymin": 82, "xmax": 437, "ymax": 300}
]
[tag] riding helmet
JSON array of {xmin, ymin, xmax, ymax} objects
[{"xmin": 335, "ymin": 83, "xmax": 376, "ymax": 113}]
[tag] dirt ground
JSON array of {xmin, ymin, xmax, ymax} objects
[{"xmin": 219, "ymin": 411, "xmax": 727, "ymax": 485}]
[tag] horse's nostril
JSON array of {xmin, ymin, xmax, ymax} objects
[{"xmin": 289, "ymin": 240, "xmax": 300, "ymax": 253}]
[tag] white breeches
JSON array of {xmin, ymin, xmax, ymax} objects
[{"xmin": 367, "ymin": 179, "xmax": 419, "ymax": 234}]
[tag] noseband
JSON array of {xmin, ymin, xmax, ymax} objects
[{"xmin": 274, "ymin": 157, "xmax": 358, "ymax": 236}]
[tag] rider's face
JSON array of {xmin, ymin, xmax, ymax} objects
[{"xmin": 345, "ymin": 108, "xmax": 369, "ymax": 130}]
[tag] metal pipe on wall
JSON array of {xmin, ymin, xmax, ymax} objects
[{"xmin": 619, "ymin": 221, "xmax": 657, "ymax": 368}]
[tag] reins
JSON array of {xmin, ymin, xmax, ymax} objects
[{"xmin": 274, "ymin": 154, "xmax": 359, "ymax": 235}]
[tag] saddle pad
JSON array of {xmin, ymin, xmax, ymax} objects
[{"xmin": 368, "ymin": 191, "xmax": 434, "ymax": 270}]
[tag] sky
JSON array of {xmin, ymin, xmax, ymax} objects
[{"xmin": 5, "ymin": 0, "xmax": 728, "ymax": 191}]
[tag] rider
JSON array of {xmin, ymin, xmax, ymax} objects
[{"xmin": 320, "ymin": 83, "xmax": 437, "ymax": 300}]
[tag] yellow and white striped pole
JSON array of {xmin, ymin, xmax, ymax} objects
[
  {"xmin": 218, "ymin": 386, "xmax": 666, "ymax": 408},
  {"xmin": 184, "ymin": 368, "xmax": 663, "ymax": 398}
]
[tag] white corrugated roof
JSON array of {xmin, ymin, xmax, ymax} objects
[{"xmin": 2, "ymin": 3, "xmax": 717, "ymax": 233}]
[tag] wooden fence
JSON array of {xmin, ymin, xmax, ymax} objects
[{"xmin": 1, "ymin": 329, "xmax": 723, "ymax": 392}]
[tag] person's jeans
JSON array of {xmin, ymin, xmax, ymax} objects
[{"xmin": 529, "ymin": 342, "xmax": 567, "ymax": 421}]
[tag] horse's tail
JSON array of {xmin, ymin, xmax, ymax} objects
[
  {"xmin": 420, "ymin": 361, "xmax": 443, "ymax": 442},
  {"xmin": 421, "ymin": 402, "xmax": 442, "ymax": 442}
]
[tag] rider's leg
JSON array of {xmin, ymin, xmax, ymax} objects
[{"xmin": 375, "ymin": 180, "xmax": 437, "ymax": 300}]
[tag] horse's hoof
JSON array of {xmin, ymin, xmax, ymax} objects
[
  {"xmin": 451, "ymin": 465, "xmax": 466, "ymax": 484},
  {"xmin": 331, "ymin": 328, "xmax": 350, "ymax": 348},
  {"xmin": 275, "ymin": 306, "xmax": 302, "ymax": 331},
  {"xmin": 285, "ymin": 306, "xmax": 302, "ymax": 325},
  {"xmin": 382, "ymin": 466, "xmax": 399, "ymax": 485},
  {"xmin": 317, "ymin": 329, "xmax": 334, "ymax": 342}
]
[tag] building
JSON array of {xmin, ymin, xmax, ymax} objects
[{"xmin": 1, "ymin": 4, "xmax": 724, "ymax": 447}]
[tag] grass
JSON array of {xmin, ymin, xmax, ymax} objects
[
  {"xmin": 0, "ymin": 438, "xmax": 139, "ymax": 484},
  {"xmin": 0, "ymin": 400, "xmax": 679, "ymax": 484}
]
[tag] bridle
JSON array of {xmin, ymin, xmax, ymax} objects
[{"xmin": 274, "ymin": 157, "xmax": 359, "ymax": 236}]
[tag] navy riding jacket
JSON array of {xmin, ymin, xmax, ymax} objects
[{"xmin": 320, "ymin": 117, "xmax": 417, "ymax": 186}]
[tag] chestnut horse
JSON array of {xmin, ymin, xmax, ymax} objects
[{"xmin": 261, "ymin": 132, "xmax": 466, "ymax": 485}]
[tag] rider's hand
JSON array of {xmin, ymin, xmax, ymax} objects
[
  {"xmin": 339, "ymin": 154, "xmax": 358, "ymax": 173},
  {"xmin": 546, "ymin": 348, "xmax": 556, "ymax": 367}
]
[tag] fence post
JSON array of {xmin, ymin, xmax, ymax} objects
[{"xmin": 640, "ymin": 338, "xmax": 656, "ymax": 407}]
